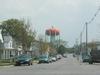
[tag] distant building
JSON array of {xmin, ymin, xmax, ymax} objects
[
  {"xmin": 79, "ymin": 41, "xmax": 100, "ymax": 56},
  {"xmin": 30, "ymin": 41, "xmax": 40, "ymax": 57},
  {"xmin": 88, "ymin": 41, "xmax": 100, "ymax": 50}
]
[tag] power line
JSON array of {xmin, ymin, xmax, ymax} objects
[
  {"xmin": 75, "ymin": 6, "xmax": 100, "ymax": 46},
  {"xmin": 87, "ymin": 7, "xmax": 100, "ymax": 24}
]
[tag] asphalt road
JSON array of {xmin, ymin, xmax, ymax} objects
[{"xmin": 0, "ymin": 54, "xmax": 100, "ymax": 75}]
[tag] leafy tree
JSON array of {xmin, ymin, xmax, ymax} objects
[
  {"xmin": 38, "ymin": 35, "xmax": 49, "ymax": 54},
  {"xmin": 1, "ymin": 19, "xmax": 35, "ymax": 50},
  {"xmin": 66, "ymin": 48, "xmax": 75, "ymax": 53},
  {"xmin": 57, "ymin": 45, "xmax": 66, "ymax": 55}
]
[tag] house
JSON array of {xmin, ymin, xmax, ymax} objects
[
  {"xmin": 30, "ymin": 40, "xmax": 50, "ymax": 57},
  {"xmin": 0, "ymin": 30, "xmax": 22, "ymax": 59},
  {"xmin": 30, "ymin": 41, "xmax": 40, "ymax": 57},
  {"xmin": 0, "ymin": 32, "xmax": 17, "ymax": 59}
]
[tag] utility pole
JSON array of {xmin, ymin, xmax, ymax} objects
[
  {"xmin": 80, "ymin": 32, "xmax": 82, "ymax": 54},
  {"xmin": 86, "ymin": 22, "xmax": 88, "ymax": 54},
  {"xmin": 75, "ymin": 39, "xmax": 79, "ymax": 55}
]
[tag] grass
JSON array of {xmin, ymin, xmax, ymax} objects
[
  {"xmin": 0, "ymin": 58, "xmax": 39, "ymax": 66},
  {"xmin": 0, "ymin": 63, "xmax": 12, "ymax": 66},
  {"xmin": 0, "ymin": 59, "xmax": 14, "ymax": 66}
]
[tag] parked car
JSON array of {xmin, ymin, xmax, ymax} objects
[
  {"xmin": 63, "ymin": 54, "xmax": 67, "ymax": 58},
  {"xmin": 82, "ymin": 55, "xmax": 90, "ymax": 62},
  {"xmin": 73, "ymin": 54, "xmax": 76, "ymax": 57},
  {"xmin": 56, "ymin": 55, "xmax": 62, "ymax": 60},
  {"xmin": 48, "ymin": 57, "xmax": 53, "ymax": 63},
  {"xmin": 88, "ymin": 50, "xmax": 100, "ymax": 64},
  {"xmin": 14, "ymin": 54, "xmax": 33, "ymax": 66},
  {"xmin": 51, "ymin": 57, "xmax": 57, "ymax": 62},
  {"xmin": 38, "ymin": 55, "xmax": 49, "ymax": 64}
]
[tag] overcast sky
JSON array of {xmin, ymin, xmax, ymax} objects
[{"xmin": 0, "ymin": 0, "xmax": 100, "ymax": 47}]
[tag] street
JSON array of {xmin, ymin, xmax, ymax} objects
[{"xmin": 0, "ymin": 54, "xmax": 100, "ymax": 75}]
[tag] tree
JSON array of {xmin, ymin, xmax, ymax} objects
[
  {"xmin": 57, "ymin": 45, "xmax": 66, "ymax": 55},
  {"xmin": 1, "ymin": 19, "xmax": 35, "ymax": 50},
  {"xmin": 66, "ymin": 48, "xmax": 75, "ymax": 53},
  {"xmin": 38, "ymin": 35, "xmax": 49, "ymax": 54}
]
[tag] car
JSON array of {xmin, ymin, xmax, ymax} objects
[
  {"xmin": 62, "ymin": 54, "xmax": 67, "ymax": 58},
  {"xmin": 48, "ymin": 57, "xmax": 53, "ymax": 63},
  {"xmin": 38, "ymin": 55, "xmax": 49, "ymax": 64},
  {"xmin": 88, "ymin": 50, "xmax": 100, "ymax": 64},
  {"xmin": 73, "ymin": 54, "xmax": 76, "ymax": 57},
  {"xmin": 51, "ymin": 57, "xmax": 57, "ymax": 62},
  {"xmin": 82, "ymin": 55, "xmax": 90, "ymax": 62},
  {"xmin": 14, "ymin": 54, "xmax": 33, "ymax": 66},
  {"xmin": 56, "ymin": 55, "xmax": 62, "ymax": 60}
]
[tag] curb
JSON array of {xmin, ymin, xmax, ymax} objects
[
  {"xmin": 33, "ymin": 60, "xmax": 39, "ymax": 64},
  {"xmin": 0, "ymin": 65, "xmax": 13, "ymax": 69}
]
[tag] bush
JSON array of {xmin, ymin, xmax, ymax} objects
[
  {"xmin": 0, "ymin": 59, "xmax": 14, "ymax": 66},
  {"xmin": 0, "ymin": 59, "xmax": 11, "ymax": 63},
  {"xmin": 33, "ymin": 56, "xmax": 39, "ymax": 60}
]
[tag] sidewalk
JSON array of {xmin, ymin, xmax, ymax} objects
[
  {"xmin": 33, "ymin": 60, "xmax": 39, "ymax": 64},
  {"xmin": 0, "ymin": 65, "xmax": 13, "ymax": 70},
  {"xmin": 0, "ymin": 60, "xmax": 39, "ymax": 69}
]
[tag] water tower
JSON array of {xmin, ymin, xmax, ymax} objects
[{"xmin": 45, "ymin": 26, "xmax": 60, "ymax": 48}]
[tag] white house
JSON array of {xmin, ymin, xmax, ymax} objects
[
  {"xmin": 0, "ymin": 32, "xmax": 17, "ymax": 59},
  {"xmin": 0, "ymin": 29, "xmax": 3, "ymax": 43},
  {"xmin": 3, "ymin": 34, "xmax": 13, "ymax": 49},
  {"xmin": 0, "ymin": 30, "xmax": 20, "ymax": 59}
]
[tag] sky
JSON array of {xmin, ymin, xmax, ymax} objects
[{"xmin": 0, "ymin": 0, "xmax": 100, "ymax": 47}]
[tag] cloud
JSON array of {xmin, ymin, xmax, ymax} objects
[{"xmin": 0, "ymin": 0, "xmax": 99, "ymax": 46}]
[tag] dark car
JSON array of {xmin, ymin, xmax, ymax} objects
[
  {"xmin": 63, "ymin": 54, "xmax": 67, "ymax": 58},
  {"xmin": 15, "ymin": 54, "xmax": 33, "ymax": 66},
  {"xmin": 88, "ymin": 50, "xmax": 100, "ymax": 64},
  {"xmin": 56, "ymin": 55, "xmax": 62, "ymax": 60}
]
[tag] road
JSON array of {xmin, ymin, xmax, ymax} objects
[{"xmin": 0, "ymin": 54, "xmax": 100, "ymax": 75}]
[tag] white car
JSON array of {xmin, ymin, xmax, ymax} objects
[
  {"xmin": 56, "ymin": 55, "xmax": 62, "ymax": 60},
  {"xmin": 51, "ymin": 57, "xmax": 56, "ymax": 62}
]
